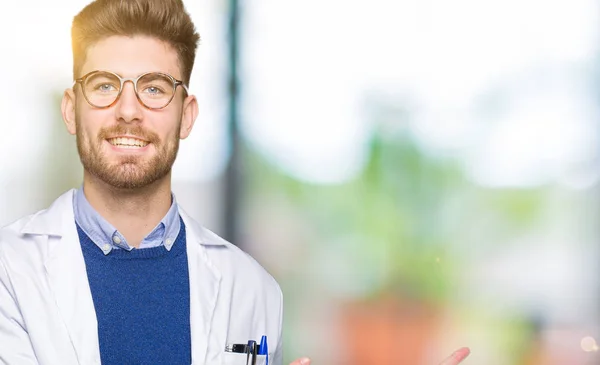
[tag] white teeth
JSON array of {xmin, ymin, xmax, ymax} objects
[{"xmin": 108, "ymin": 137, "xmax": 149, "ymax": 148}]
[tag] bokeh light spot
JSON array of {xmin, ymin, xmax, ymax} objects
[{"xmin": 581, "ymin": 336, "xmax": 598, "ymax": 352}]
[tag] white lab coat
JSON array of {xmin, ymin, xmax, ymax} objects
[{"xmin": 0, "ymin": 190, "xmax": 283, "ymax": 365}]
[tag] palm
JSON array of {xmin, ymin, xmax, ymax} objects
[{"xmin": 288, "ymin": 347, "xmax": 470, "ymax": 365}]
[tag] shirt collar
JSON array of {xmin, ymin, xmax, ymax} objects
[{"xmin": 73, "ymin": 187, "xmax": 181, "ymax": 255}]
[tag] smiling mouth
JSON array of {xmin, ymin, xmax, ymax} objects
[{"xmin": 107, "ymin": 137, "xmax": 150, "ymax": 149}]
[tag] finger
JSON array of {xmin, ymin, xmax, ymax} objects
[
  {"xmin": 438, "ymin": 347, "xmax": 471, "ymax": 365},
  {"xmin": 288, "ymin": 357, "xmax": 311, "ymax": 365}
]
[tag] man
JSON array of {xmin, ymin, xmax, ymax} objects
[
  {"xmin": 0, "ymin": 0, "xmax": 470, "ymax": 364},
  {"xmin": 0, "ymin": 0, "xmax": 287, "ymax": 364}
]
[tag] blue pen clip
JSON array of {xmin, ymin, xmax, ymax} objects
[
  {"xmin": 258, "ymin": 335, "xmax": 268, "ymax": 365},
  {"xmin": 246, "ymin": 340, "xmax": 257, "ymax": 365}
]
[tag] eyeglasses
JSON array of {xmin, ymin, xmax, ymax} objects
[{"xmin": 74, "ymin": 70, "xmax": 189, "ymax": 110}]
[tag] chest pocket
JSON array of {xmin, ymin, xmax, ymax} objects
[{"xmin": 221, "ymin": 352, "xmax": 269, "ymax": 365}]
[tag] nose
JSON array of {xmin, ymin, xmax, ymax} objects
[{"xmin": 115, "ymin": 80, "xmax": 143, "ymax": 123}]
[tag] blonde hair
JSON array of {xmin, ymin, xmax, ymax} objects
[{"xmin": 71, "ymin": 0, "xmax": 200, "ymax": 84}]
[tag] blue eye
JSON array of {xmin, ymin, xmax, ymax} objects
[
  {"xmin": 99, "ymin": 84, "xmax": 115, "ymax": 92},
  {"xmin": 144, "ymin": 86, "xmax": 165, "ymax": 95}
]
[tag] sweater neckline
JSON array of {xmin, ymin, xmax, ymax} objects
[{"xmin": 76, "ymin": 219, "xmax": 187, "ymax": 260}]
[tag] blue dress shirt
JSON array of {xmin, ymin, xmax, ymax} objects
[{"xmin": 73, "ymin": 187, "xmax": 181, "ymax": 255}]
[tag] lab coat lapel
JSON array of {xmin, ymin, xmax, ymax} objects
[
  {"xmin": 30, "ymin": 190, "xmax": 101, "ymax": 364},
  {"xmin": 182, "ymin": 210, "xmax": 223, "ymax": 365}
]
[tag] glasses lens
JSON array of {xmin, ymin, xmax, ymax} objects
[
  {"xmin": 137, "ymin": 73, "xmax": 176, "ymax": 109},
  {"xmin": 82, "ymin": 71, "xmax": 121, "ymax": 108}
]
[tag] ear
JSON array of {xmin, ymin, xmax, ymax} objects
[
  {"xmin": 179, "ymin": 94, "xmax": 199, "ymax": 139},
  {"xmin": 61, "ymin": 88, "xmax": 77, "ymax": 135}
]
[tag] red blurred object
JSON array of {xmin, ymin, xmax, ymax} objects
[{"xmin": 337, "ymin": 296, "xmax": 441, "ymax": 365}]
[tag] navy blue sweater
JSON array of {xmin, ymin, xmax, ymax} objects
[{"xmin": 77, "ymin": 219, "xmax": 191, "ymax": 365}]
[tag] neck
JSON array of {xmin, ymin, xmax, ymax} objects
[{"xmin": 82, "ymin": 171, "xmax": 173, "ymax": 248}]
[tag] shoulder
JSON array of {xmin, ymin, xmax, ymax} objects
[
  {"xmin": 0, "ymin": 218, "xmax": 38, "ymax": 282},
  {"xmin": 0, "ymin": 213, "xmax": 38, "ymax": 253},
  {"xmin": 1, "ymin": 189, "xmax": 75, "ymax": 239},
  {"xmin": 0, "ymin": 213, "xmax": 50, "ymax": 275},
  {"xmin": 210, "ymin": 229, "xmax": 280, "ymax": 289},
  {"xmin": 1, "ymin": 213, "xmax": 37, "ymax": 236},
  {"xmin": 0, "ymin": 200, "xmax": 60, "ymax": 254},
  {"xmin": 180, "ymin": 210, "xmax": 282, "ymax": 295},
  {"xmin": 0, "ymin": 189, "xmax": 76, "ymax": 264}
]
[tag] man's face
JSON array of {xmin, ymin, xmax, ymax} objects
[{"xmin": 63, "ymin": 36, "xmax": 196, "ymax": 190}]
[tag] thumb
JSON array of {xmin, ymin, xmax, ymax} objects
[
  {"xmin": 288, "ymin": 357, "xmax": 311, "ymax": 365},
  {"xmin": 439, "ymin": 347, "xmax": 471, "ymax": 365}
]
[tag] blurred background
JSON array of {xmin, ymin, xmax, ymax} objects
[{"xmin": 1, "ymin": 0, "xmax": 600, "ymax": 364}]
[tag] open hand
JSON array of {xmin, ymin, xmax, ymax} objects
[
  {"xmin": 288, "ymin": 346, "xmax": 470, "ymax": 365},
  {"xmin": 438, "ymin": 347, "xmax": 471, "ymax": 365}
]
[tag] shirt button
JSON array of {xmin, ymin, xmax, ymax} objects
[
  {"xmin": 112, "ymin": 236, "xmax": 122, "ymax": 244},
  {"xmin": 165, "ymin": 238, "xmax": 173, "ymax": 245},
  {"xmin": 102, "ymin": 243, "xmax": 111, "ymax": 252}
]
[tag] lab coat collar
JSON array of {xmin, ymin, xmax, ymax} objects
[
  {"xmin": 20, "ymin": 189, "xmax": 226, "ymax": 247},
  {"xmin": 19, "ymin": 189, "xmax": 226, "ymax": 365}
]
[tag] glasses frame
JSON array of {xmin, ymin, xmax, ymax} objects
[{"xmin": 74, "ymin": 70, "xmax": 189, "ymax": 110}]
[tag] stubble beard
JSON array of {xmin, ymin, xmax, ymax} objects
[{"xmin": 76, "ymin": 118, "xmax": 180, "ymax": 190}]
